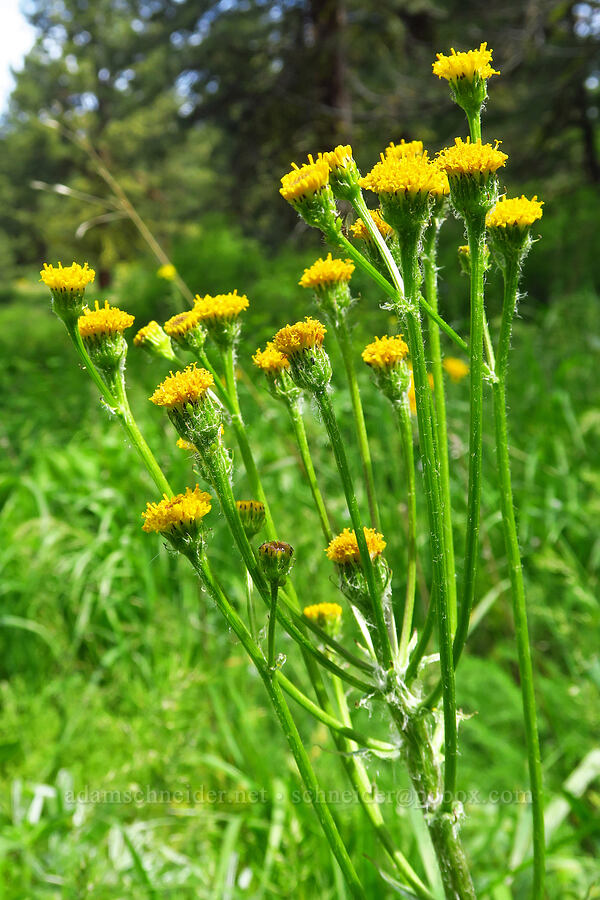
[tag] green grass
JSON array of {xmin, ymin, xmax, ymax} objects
[{"xmin": 0, "ymin": 265, "xmax": 598, "ymax": 898}]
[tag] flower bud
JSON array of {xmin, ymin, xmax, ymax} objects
[
  {"xmin": 134, "ymin": 321, "xmax": 177, "ymax": 361},
  {"xmin": 325, "ymin": 527, "xmax": 387, "ymax": 611},
  {"xmin": 236, "ymin": 500, "xmax": 266, "ymax": 539},
  {"xmin": 317, "ymin": 145, "xmax": 361, "ymax": 203},
  {"xmin": 258, "ymin": 541, "xmax": 295, "ymax": 587},
  {"xmin": 362, "ymin": 334, "xmax": 410, "ymax": 402},
  {"xmin": 303, "ymin": 602, "xmax": 343, "ymax": 638}
]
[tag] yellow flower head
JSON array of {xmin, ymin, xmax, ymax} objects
[
  {"xmin": 350, "ymin": 210, "xmax": 395, "ymax": 242},
  {"xmin": 280, "ymin": 157, "xmax": 330, "ymax": 202},
  {"xmin": 486, "ymin": 195, "xmax": 544, "ymax": 229},
  {"xmin": 40, "ymin": 261, "xmax": 95, "ymax": 293},
  {"xmin": 318, "ymin": 145, "xmax": 354, "ymax": 172},
  {"xmin": 164, "ymin": 309, "xmax": 203, "ymax": 338},
  {"xmin": 303, "ymin": 602, "xmax": 343, "ymax": 629},
  {"xmin": 360, "ymin": 154, "xmax": 449, "ymax": 198},
  {"xmin": 385, "ymin": 140, "xmax": 424, "ymax": 160},
  {"xmin": 134, "ymin": 321, "xmax": 163, "ymax": 347},
  {"xmin": 78, "ymin": 301, "xmax": 134, "ymax": 340},
  {"xmin": 443, "ymin": 357, "xmax": 470, "ymax": 382},
  {"xmin": 326, "ymin": 527, "xmax": 386, "ymax": 565},
  {"xmin": 437, "ymin": 138, "xmax": 507, "ymax": 178},
  {"xmin": 150, "ymin": 364, "xmax": 214, "ymax": 409},
  {"xmin": 141, "ymin": 486, "xmax": 211, "ymax": 534},
  {"xmin": 157, "ymin": 263, "xmax": 177, "ymax": 281},
  {"xmin": 252, "ymin": 342, "xmax": 290, "ymax": 376},
  {"xmin": 362, "ymin": 334, "xmax": 409, "ymax": 370},
  {"xmin": 273, "ymin": 317, "xmax": 327, "ymax": 358},
  {"xmin": 433, "ymin": 43, "xmax": 499, "ymax": 82},
  {"xmin": 299, "ymin": 253, "xmax": 355, "ymax": 290},
  {"xmin": 176, "ymin": 437, "xmax": 198, "ymax": 453},
  {"xmin": 193, "ymin": 290, "xmax": 249, "ymax": 323}
]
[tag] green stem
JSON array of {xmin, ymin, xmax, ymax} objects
[
  {"xmin": 277, "ymin": 672, "xmax": 395, "ymax": 754},
  {"xmin": 221, "ymin": 344, "xmax": 276, "ymax": 537},
  {"xmin": 314, "ymin": 389, "xmax": 395, "ymax": 670},
  {"xmin": 453, "ymin": 216, "xmax": 486, "ymax": 672},
  {"xmin": 268, "ymin": 581, "xmax": 279, "ymax": 669},
  {"xmin": 334, "ymin": 316, "xmax": 381, "ymax": 530},
  {"xmin": 245, "ymin": 569, "xmax": 257, "ymax": 640},
  {"xmin": 192, "ymin": 551, "xmax": 366, "ymax": 900},
  {"xmin": 400, "ymin": 241, "xmax": 457, "ymax": 809},
  {"xmin": 494, "ymin": 258, "xmax": 545, "ymax": 899},
  {"xmin": 334, "ymin": 230, "xmax": 470, "ymax": 356},
  {"xmin": 423, "ymin": 224, "xmax": 457, "ymax": 637},
  {"xmin": 285, "ymin": 397, "xmax": 333, "ymax": 542},
  {"xmin": 66, "ymin": 322, "xmax": 173, "ymax": 497},
  {"xmin": 393, "ymin": 395, "xmax": 418, "ymax": 666}
]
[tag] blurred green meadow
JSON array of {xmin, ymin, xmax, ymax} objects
[{"xmin": 0, "ymin": 210, "xmax": 598, "ymax": 897}]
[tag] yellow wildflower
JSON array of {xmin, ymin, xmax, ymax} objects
[
  {"xmin": 40, "ymin": 261, "xmax": 95, "ymax": 293},
  {"xmin": 157, "ymin": 263, "xmax": 177, "ymax": 281},
  {"xmin": 318, "ymin": 145, "xmax": 354, "ymax": 172},
  {"xmin": 299, "ymin": 253, "xmax": 355, "ymax": 289},
  {"xmin": 164, "ymin": 309, "xmax": 203, "ymax": 338},
  {"xmin": 303, "ymin": 602, "xmax": 343, "ymax": 629},
  {"xmin": 443, "ymin": 357, "xmax": 470, "ymax": 382},
  {"xmin": 193, "ymin": 290, "xmax": 249, "ymax": 323},
  {"xmin": 150, "ymin": 364, "xmax": 214, "ymax": 409},
  {"xmin": 360, "ymin": 154, "xmax": 449, "ymax": 198},
  {"xmin": 273, "ymin": 317, "xmax": 327, "ymax": 358},
  {"xmin": 326, "ymin": 527, "xmax": 386, "ymax": 565},
  {"xmin": 362, "ymin": 335, "xmax": 409, "ymax": 369},
  {"xmin": 280, "ymin": 157, "xmax": 330, "ymax": 202},
  {"xmin": 78, "ymin": 301, "xmax": 134, "ymax": 339},
  {"xmin": 437, "ymin": 138, "xmax": 507, "ymax": 178},
  {"xmin": 350, "ymin": 210, "xmax": 395, "ymax": 242},
  {"xmin": 141, "ymin": 486, "xmax": 211, "ymax": 534},
  {"xmin": 486, "ymin": 195, "xmax": 544, "ymax": 229},
  {"xmin": 433, "ymin": 43, "xmax": 499, "ymax": 82},
  {"xmin": 385, "ymin": 140, "xmax": 424, "ymax": 160},
  {"xmin": 252, "ymin": 342, "xmax": 290, "ymax": 376}
]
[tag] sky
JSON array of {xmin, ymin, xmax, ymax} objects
[{"xmin": 0, "ymin": 0, "xmax": 35, "ymax": 111}]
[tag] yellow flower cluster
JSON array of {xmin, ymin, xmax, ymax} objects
[
  {"xmin": 437, "ymin": 138, "xmax": 507, "ymax": 178},
  {"xmin": 142, "ymin": 486, "xmax": 211, "ymax": 534},
  {"xmin": 299, "ymin": 253, "xmax": 355, "ymax": 289},
  {"xmin": 350, "ymin": 210, "xmax": 395, "ymax": 242},
  {"xmin": 194, "ymin": 290, "xmax": 249, "ymax": 323},
  {"xmin": 40, "ymin": 261, "xmax": 95, "ymax": 293},
  {"xmin": 433, "ymin": 43, "xmax": 499, "ymax": 82},
  {"xmin": 360, "ymin": 154, "xmax": 449, "ymax": 198},
  {"xmin": 150, "ymin": 364, "xmax": 214, "ymax": 409},
  {"xmin": 362, "ymin": 334, "xmax": 409, "ymax": 369},
  {"xmin": 303, "ymin": 602, "xmax": 343, "ymax": 627},
  {"xmin": 134, "ymin": 321, "xmax": 163, "ymax": 346},
  {"xmin": 385, "ymin": 140, "xmax": 424, "ymax": 160},
  {"xmin": 252, "ymin": 342, "xmax": 290, "ymax": 376},
  {"xmin": 273, "ymin": 317, "xmax": 327, "ymax": 357},
  {"xmin": 486, "ymin": 195, "xmax": 544, "ymax": 228},
  {"xmin": 318, "ymin": 145, "xmax": 354, "ymax": 172},
  {"xmin": 443, "ymin": 357, "xmax": 470, "ymax": 382},
  {"xmin": 326, "ymin": 527, "xmax": 387, "ymax": 564},
  {"xmin": 280, "ymin": 157, "xmax": 330, "ymax": 202},
  {"xmin": 78, "ymin": 301, "xmax": 134, "ymax": 339},
  {"xmin": 164, "ymin": 309, "xmax": 203, "ymax": 338}
]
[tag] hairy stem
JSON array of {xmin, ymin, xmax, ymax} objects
[{"xmin": 285, "ymin": 397, "xmax": 333, "ymax": 542}]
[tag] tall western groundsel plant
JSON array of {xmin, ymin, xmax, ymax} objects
[{"xmin": 41, "ymin": 42, "xmax": 546, "ymax": 899}]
